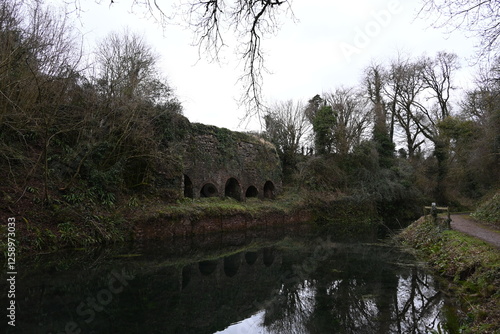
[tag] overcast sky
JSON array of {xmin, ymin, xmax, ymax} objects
[{"xmin": 62, "ymin": 0, "xmax": 479, "ymax": 132}]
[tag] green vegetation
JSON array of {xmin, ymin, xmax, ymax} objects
[
  {"xmin": 155, "ymin": 194, "xmax": 302, "ymax": 219},
  {"xmin": 471, "ymin": 191, "xmax": 500, "ymax": 227},
  {"xmin": 263, "ymin": 54, "xmax": 499, "ymax": 212},
  {"xmin": 0, "ymin": 0, "xmax": 498, "ymax": 260},
  {"xmin": 399, "ymin": 217, "xmax": 500, "ymax": 333}
]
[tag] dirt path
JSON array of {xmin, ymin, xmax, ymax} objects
[{"xmin": 450, "ymin": 214, "xmax": 500, "ymax": 249}]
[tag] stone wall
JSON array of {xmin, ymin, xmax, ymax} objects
[{"xmin": 182, "ymin": 123, "xmax": 282, "ymax": 200}]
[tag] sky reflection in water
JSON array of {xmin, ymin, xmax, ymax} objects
[{"xmin": 1, "ymin": 226, "xmax": 456, "ymax": 334}]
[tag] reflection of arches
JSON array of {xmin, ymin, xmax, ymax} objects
[
  {"xmin": 199, "ymin": 260, "xmax": 218, "ymax": 276},
  {"xmin": 184, "ymin": 175, "xmax": 193, "ymax": 198},
  {"xmin": 264, "ymin": 181, "xmax": 275, "ymax": 199},
  {"xmin": 245, "ymin": 252, "xmax": 258, "ymax": 265},
  {"xmin": 224, "ymin": 253, "xmax": 241, "ymax": 277},
  {"xmin": 263, "ymin": 248, "xmax": 275, "ymax": 267},
  {"xmin": 245, "ymin": 186, "xmax": 258, "ymax": 198},
  {"xmin": 225, "ymin": 178, "xmax": 242, "ymax": 201},
  {"xmin": 200, "ymin": 183, "xmax": 219, "ymax": 198},
  {"xmin": 182, "ymin": 265, "xmax": 191, "ymax": 289}
]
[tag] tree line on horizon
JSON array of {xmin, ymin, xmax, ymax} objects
[
  {"xmin": 262, "ymin": 51, "xmax": 499, "ymax": 207},
  {"xmin": 0, "ymin": 0, "xmax": 498, "ymax": 214}
]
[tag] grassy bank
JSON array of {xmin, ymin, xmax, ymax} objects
[
  {"xmin": 1, "ymin": 190, "xmax": 390, "ymax": 258},
  {"xmin": 398, "ymin": 217, "xmax": 500, "ymax": 333},
  {"xmin": 0, "ymin": 192, "xmax": 304, "ymax": 257}
]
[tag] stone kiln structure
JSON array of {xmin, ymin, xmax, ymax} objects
[{"xmin": 182, "ymin": 123, "xmax": 282, "ymax": 200}]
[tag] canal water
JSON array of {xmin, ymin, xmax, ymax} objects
[{"xmin": 1, "ymin": 224, "xmax": 459, "ymax": 334}]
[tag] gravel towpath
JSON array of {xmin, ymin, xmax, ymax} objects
[{"xmin": 450, "ymin": 214, "xmax": 500, "ymax": 249}]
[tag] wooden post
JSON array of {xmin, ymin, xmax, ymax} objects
[{"xmin": 423, "ymin": 204, "xmax": 451, "ymax": 229}]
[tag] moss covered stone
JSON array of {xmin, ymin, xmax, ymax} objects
[{"xmin": 177, "ymin": 123, "xmax": 282, "ymax": 201}]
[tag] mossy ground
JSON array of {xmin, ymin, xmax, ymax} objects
[
  {"xmin": 471, "ymin": 191, "xmax": 500, "ymax": 229},
  {"xmin": 398, "ymin": 217, "xmax": 500, "ymax": 333},
  {"xmin": 157, "ymin": 191, "xmax": 306, "ymax": 217}
]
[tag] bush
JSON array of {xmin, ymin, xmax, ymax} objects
[{"xmin": 471, "ymin": 191, "xmax": 500, "ymax": 225}]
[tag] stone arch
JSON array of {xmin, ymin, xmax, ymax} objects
[
  {"xmin": 225, "ymin": 177, "xmax": 242, "ymax": 201},
  {"xmin": 263, "ymin": 181, "xmax": 275, "ymax": 199},
  {"xmin": 183, "ymin": 174, "xmax": 193, "ymax": 198},
  {"xmin": 200, "ymin": 183, "xmax": 219, "ymax": 198},
  {"xmin": 245, "ymin": 185, "xmax": 258, "ymax": 198}
]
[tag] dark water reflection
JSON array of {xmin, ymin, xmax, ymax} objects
[{"xmin": 1, "ymin": 224, "xmax": 457, "ymax": 334}]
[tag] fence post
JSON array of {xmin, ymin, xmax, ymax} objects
[{"xmin": 431, "ymin": 202, "xmax": 437, "ymax": 222}]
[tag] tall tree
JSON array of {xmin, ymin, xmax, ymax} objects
[
  {"xmin": 91, "ymin": 29, "xmax": 181, "ymax": 172},
  {"xmin": 459, "ymin": 58, "xmax": 500, "ymax": 193},
  {"xmin": 304, "ymin": 94, "xmax": 324, "ymax": 124},
  {"xmin": 311, "ymin": 105, "xmax": 336, "ymax": 156},
  {"xmin": 94, "ymin": 29, "xmax": 171, "ymax": 105},
  {"xmin": 323, "ymin": 88, "xmax": 370, "ymax": 156},
  {"xmin": 263, "ymin": 100, "xmax": 311, "ymax": 180},
  {"xmin": 384, "ymin": 56, "xmax": 426, "ymax": 159},
  {"xmin": 413, "ymin": 52, "xmax": 460, "ymax": 202},
  {"xmin": 364, "ymin": 64, "xmax": 395, "ymax": 167}
]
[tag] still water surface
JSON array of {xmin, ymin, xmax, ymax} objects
[{"xmin": 2, "ymin": 224, "xmax": 458, "ymax": 333}]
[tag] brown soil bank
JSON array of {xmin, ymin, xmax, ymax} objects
[
  {"xmin": 1, "ymin": 193, "xmax": 382, "ymax": 258},
  {"xmin": 133, "ymin": 207, "xmax": 314, "ymax": 241},
  {"xmin": 398, "ymin": 217, "xmax": 500, "ymax": 334}
]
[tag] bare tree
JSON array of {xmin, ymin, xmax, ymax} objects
[
  {"xmin": 460, "ymin": 59, "xmax": 500, "ymax": 190},
  {"xmin": 384, "ymin": 56, "xmax": 426, "ymax": 159},
  {"xmin": 0, "ymin": 0, "xmax": 83, "ymax": 202},
  {"xmin": 182, "ymin": 0, "xmax": 293, "ymax": 116},
  {"xmin": 263, "ymin": 99, "xmax": 311, "ymax": 179},
  {"xmin": 91, "ymin": 29, "xmax": 181, "ymax": 170},
  {"xmin": 67, "ymin": 0, "xmax": 293, "ymax": 118},
  {"xmin": 421, "ymin": 52, "xmax": 459, "ymax": 120},
  {"xmin": 94, "ymin": 29, "xmax": 171, "ymax": 104},
  {"xmin": 419, "ymin": 0, "xmax": 500, "ymax": 60},
  {"xmin": 322, "ymin": 87, "xmax": 371, "ymax": 156},
  {"xmin": 412, "ymin": 52, "xmax": 460, "ymax": 202}
]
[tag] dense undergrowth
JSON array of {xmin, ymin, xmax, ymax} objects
[
  {"xmin": 398, "ymin": 217, "xmax": 500, "ymax": 334},
  {"xmin": 471, "ymin": 191, "xmax": 500, "ymax": 229}
]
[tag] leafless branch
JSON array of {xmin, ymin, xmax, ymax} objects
[{"xmin": 419, "ymin": 0, "xmax": 500, "ymax": 60}]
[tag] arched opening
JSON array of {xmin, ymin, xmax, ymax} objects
[
  {"xmin": 198, "ymin": 260, "xmax": 218, "ymax": 276},
  {"xmin": 182, "ymin": 265, "xmax": 191, "ymax": 290},
  {"xmin": 224, "ymin": 253, "xmax": 241, "ymax": 277},
  {"xmin": 245, "ymin": 252, "xmax": 258, "ymax": 265},
  {"xmin": 184, "ymin": 175, "xmax": 193, "ymax": 198},
  {"xmin": 264, "ymin": 181, "xmax": 275, "ymax": 199},
  {"xmin": 263, "ymin": 248, "xmax": 275, "ymax": 267},
  {"xmin": 225, "ymin": 177, "xmax": 242, "ymax": 201},
  {"xmin": 200, "ymin": 183, "xmax": 218, "ymax": 198},
  {"xmin": 245, "ymin": 185, "xmax": 258, "ymax": 198}
]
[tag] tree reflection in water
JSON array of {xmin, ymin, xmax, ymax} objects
[
  {"xmin": 4, "ymin": 231, "xmax": 457, "ymax": 334},
  {"xmin": 255, "ymin": 246, "xmax": 450, "ymax": 334}
]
